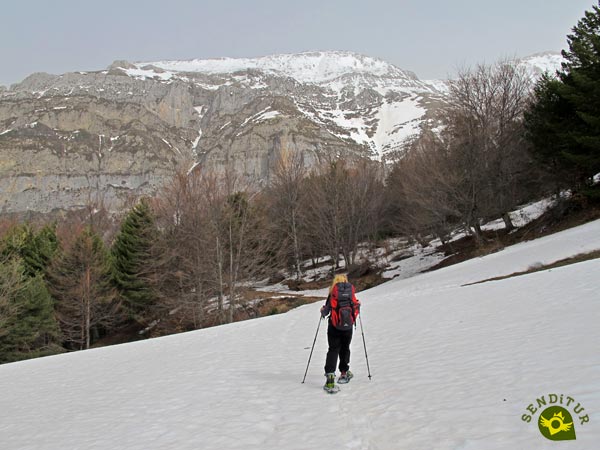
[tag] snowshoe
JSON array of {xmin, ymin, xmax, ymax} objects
[
  {"xmin": 338, "ymin": 370, "xmax": 353, "ymax": 384},
  {"xmin": 324, "ymin": 385, "xmax": 340, "ymax": 394},
  {"xmin": 323, "ymin": 373, "xmax": 339, "ymax": 394}
]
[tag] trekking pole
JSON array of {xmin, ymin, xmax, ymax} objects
[
  {"xmin": 301, "ymin": 316, "xmax": 323, "ymax": 383},
  {"xmin": 359, "ymin": 314, "xmax": 372, "ymax": 380}
]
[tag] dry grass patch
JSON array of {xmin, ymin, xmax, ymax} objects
[{"xmin": 463, "ymin": 250, "xmax": 600, "ymax": 286}]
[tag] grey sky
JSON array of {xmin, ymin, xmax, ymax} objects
[{"xmin": 0, "ymin": 0, "xmax": 595, "ymax": 86}]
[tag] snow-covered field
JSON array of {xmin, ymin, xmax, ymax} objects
[{"xmin": 1, "ymin": 220, "xmax": 599, "ymax": 449}]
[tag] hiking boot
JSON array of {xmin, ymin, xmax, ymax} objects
[
  {"xmin": 324, "ymin": 373, "xmax": 336, "ymax": 389},
  {"xmin": 338, "ymin": 370, "xmax": 353, "ymax": 383}
]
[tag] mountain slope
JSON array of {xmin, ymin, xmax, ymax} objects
[
  {"xmin": 1, "ymin": 219, "xmax": 598, "ymax": 449},
  {"xmin": 0, "ymin": 51, "xmax": 563, "ymax": 214},
  {"xmin": 125, "ymin": 51, "xmax": 445, "ymax": 161}
]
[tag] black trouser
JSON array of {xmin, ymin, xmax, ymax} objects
[{"xmin": 324, "ymin": 323, "xmax": 353, "ymax": 374}]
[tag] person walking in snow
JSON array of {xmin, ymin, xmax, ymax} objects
[{"xmin": 320, "ymin": 274, "xmax": 360, "ymax": 390}]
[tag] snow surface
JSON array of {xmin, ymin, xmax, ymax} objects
[
  {"xmin": 481, "ymin": 197, "xmax": 555, "ymax": 232},
  {"xmin": 1, "ymin": 220, "xmax": 600, "ymax": 449}
]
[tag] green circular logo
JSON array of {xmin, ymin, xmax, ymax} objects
[{"xmin": 538, "ymin": 406, "xmax": 576, "ymax": 441}]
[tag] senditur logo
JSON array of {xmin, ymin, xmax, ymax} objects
[
  {"xmin": 521, "ymin": 393, "xmax": 590, "ymax": 441},
  {"xmin": 538, "ymin": 407, "xmax": 576, "ymax": 441}
]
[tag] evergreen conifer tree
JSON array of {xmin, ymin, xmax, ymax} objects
[
  {"xmin": 110, "ymin": 199, "xmax": 158, "ymax": 318},
  {"xmin": 559, "ymin": 1, "xmax": 600, "ymax": 180},
  {"xmin": 525, "ymin": 74, "xmax": 580, "ymax": 188},
  {"xmin": 23, "ymin": 223, "xmax": 59, "ymax": 277},
  {"xmin": 525, "ymin": 1, "xmax": 600, "ymax": 193},
  {"xmin": 0, "ymin": 256, "xmax": 60, "ymax": 363},
  {"xmin": 0, "ymin": 223, "xmax": 59, "ymax": 278}
]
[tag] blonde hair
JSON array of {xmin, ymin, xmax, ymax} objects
[{"xmin": 330, "ymin": 274, "xmax": 348, "ymax": 293}]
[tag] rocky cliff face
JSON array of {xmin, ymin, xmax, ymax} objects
[
  {"xmin": 0, "ymin": 51, "xmax": 560, "ymax": 214},
  {"xmin": 0, "ymin": 69, "xmax": 201, "ymax": 213}
]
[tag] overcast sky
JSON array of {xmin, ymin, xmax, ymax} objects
[{"xmin": 0, "ymin": 0, "xmax": 595, "ymax": 86}]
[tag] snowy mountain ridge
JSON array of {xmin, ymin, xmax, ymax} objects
[
  {"xmin": 121, "ymin": 50, "xmax": 447, "ymax": 160},
  {"xmin": 0, "ymin": 51, "xmax": 564, "ymax": 214},
  {"xmin": 134, "ymin": 49, "xmax": 561, "ymax": 86},
  {"xmin": 137, "ymin": 51, "xmax": 419, "ymax": 84},
  {"xmin": 125, "ymin": 50, "xmax": 564, "ymax": 159}
]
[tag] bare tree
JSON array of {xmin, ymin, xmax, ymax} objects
[
  {"xmin": 204, "ymin": 167, "xmax": 277, "ymax": 323},
  {"xmin": 47, "ymin": 227, "xmax": 118, "ymax": 350},
  {"xmin": 155, "ymin": 164, "xmax": 275, "ymax": 325},
  {"xmin": 340, "ymin": 160, "xmax": 385, "ymax": 266},
  {"xmin": 385, "ymin": 130, "xmax": 462, "ymax": 244},
  {"xmin": 152, "ymin": 168, "xmax": 215, "ymax": 328},
  {"xmin": 443, "ymin": 60, "xmax": 534, "ymax": 236},
  {"xmin": 302, "ymin": 160, "xmax": 347, "ymax": 270},
  {"xmin": 199, "ymin": 169, "xmax": 231, "ymax": 323},
  {"xmin": 266, "ymin": 148, "xmax": 308, "ymax": 279},
  {"xmin": 302, "ymin": 158, "xmax": 385, "ymax": 270}
]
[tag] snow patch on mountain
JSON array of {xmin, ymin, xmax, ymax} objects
[
  {"xmin": 238, "ymin": 107, "xmax": 282, "ymax": 130},
  {"xmin": 122, "ymin": 67, "xmax": 175, "ymax": 81},
  {"xmin": 372, "ymin": 96, "xmax": 425, "ymax": 152}
]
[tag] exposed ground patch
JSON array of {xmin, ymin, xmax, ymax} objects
[{"xmin": 462, "ymin": 250, "xmax": 600, "ymax": 286}]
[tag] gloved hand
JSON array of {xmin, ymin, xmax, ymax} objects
[{"xmin": 320, "ymin": 306, "xmax": 327, "ymax": 318}]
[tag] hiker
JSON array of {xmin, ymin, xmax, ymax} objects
[{"xmin": 320, "ymin": 274, "xmax": 360, "ymax": 390}]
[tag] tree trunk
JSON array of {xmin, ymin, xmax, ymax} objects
[
  {"xmin": 229, "ymin": 219, "xmax": 234, "ymax": 324},
  {"xmin": 291, "ymin": 212, "xmax": 302, "ymax": 280},
  {"xmin": 472, "ymin": 221, "xmax": 484, "ymax": 244},
  {"xmin": 215, "ymin": 235, "xmax": 225, "ymax": 323},
  {"xmin": 85, "ymin": 267, "xmax": 91, "ymax": 350},
  {"xmin": 502, "ymin": 212, "xmax": 515, "ymax": 232}
]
